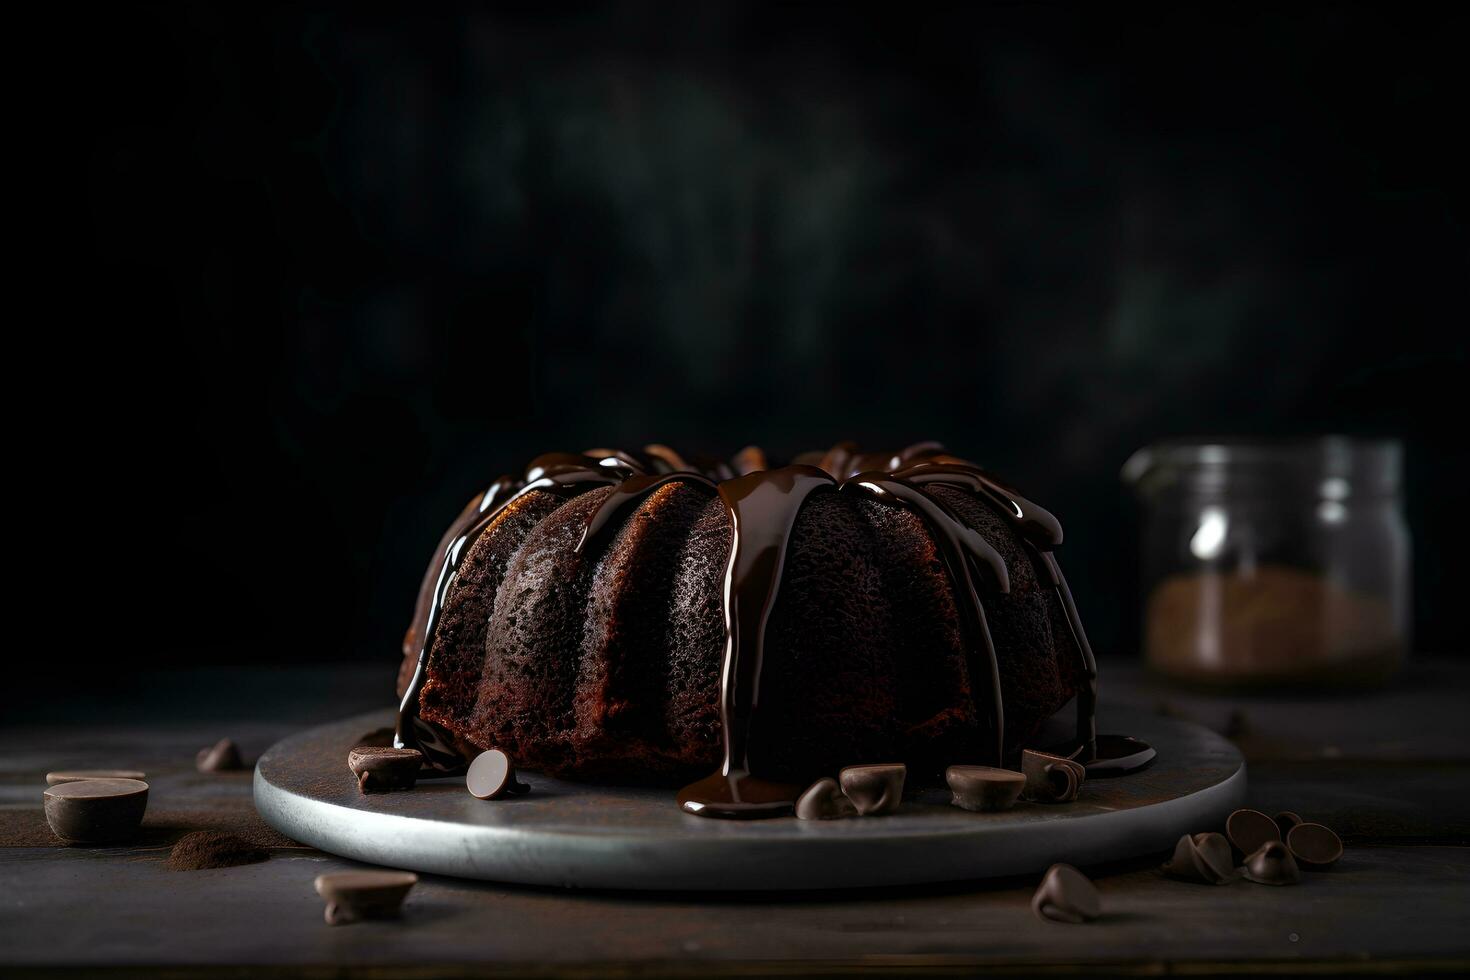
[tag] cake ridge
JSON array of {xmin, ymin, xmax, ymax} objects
[{"xmin": 396, "ymin": 453, "xmax": 636, "ymax": 770}]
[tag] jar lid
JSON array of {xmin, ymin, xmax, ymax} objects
[{"xmin": 1122, "ymin": 437, "xmax": 1402, "ymax": 497}]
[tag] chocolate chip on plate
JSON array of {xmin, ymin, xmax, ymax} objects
[
  {"xmin": 1287, "ymin": 822, "xmax": 1344, "ymax": 869},
  {"xmin": 1162, "ymin": 832, "xmax": 1238, "ymax": 885},
  {"xmin": 795, "ymin": 778, "xmax": 857, "ymax": 820},
  {"xmin": 314, "ymin": 870, "xmax": 418, "ymax": 925},
  {"xmin": 1032, "ymin": 863, "xmax": 1101, "ymax": 923},
  {"xmin": 1226, "ymin": 808, "xmax": 1281, "ymax": 857},
  {"xmin": 945, "ymin": 765, "xmax": 1026, "ymax": 812},
  {"xmin": 1274, "ymin": 810, "xmax": 1305, "ymax": 837},
  {"xmin": 43, "ymin": 778, "xmax": 149, "ymax": 845},
  {"xmin": 466, "ymin": 748, "xmax": 529, "ymax": 800},
  {"xmin": 1242, "ymin": 840, "xmax": 1301, "ymax": 885},
  {"xmin": 46, "ymin": 770, "xmax": 145, "ymax": 786},
  {"xmin": 196, "ymin": 738, "xmax": 244, "ymax": 772},
  {"xmin": 347, "ymin": 746, "xmax": 422, "ymax": 794},
  {"xmin": 838, "ymin": 764, "xmax": 906, "ymax": 816},
  {"xmin": 1021, "ymin": 750, "xmax": 1084, "ymax": 804}
]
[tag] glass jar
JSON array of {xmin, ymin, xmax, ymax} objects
[{"xmin": 1123, "ymin": 438, "xmax": 1410, "ymax": 689}]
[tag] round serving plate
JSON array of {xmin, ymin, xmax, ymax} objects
[{"xmin": 255, "ymin": 708, "xmax": 1244, "ymax": 891}]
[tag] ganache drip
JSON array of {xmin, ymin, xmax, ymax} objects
[
  {"xmin": 398, "ymin": 441, "xmax": 1146, "ymax": 800},
  {"xmin": 574, "ymin": 472, "xmax": 718, "ymax": 555},
  {"xmin": 894, "ymin": 457, "xmax": 1098, "ymax": 762},
  {"xmin": 677, "ymin": 465, "xmax": 834, "ymax": 817},
  {"xmin": 838, "ymin": 473, "xmax": 1010, "ymax": 769}
]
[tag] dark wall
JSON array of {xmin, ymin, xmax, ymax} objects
[{"xmin": 23, "ymin": 3, "xmax": 1466, "ymax": 688}]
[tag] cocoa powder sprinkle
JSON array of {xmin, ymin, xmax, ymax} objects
[{"xmin": 166, "ymin": 831, "xmax": 268, "ymax": 871}]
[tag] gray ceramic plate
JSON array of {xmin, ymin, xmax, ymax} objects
[{"xmin": 255, "ymin": 708, "xmax": 1244, "ymax": 890}]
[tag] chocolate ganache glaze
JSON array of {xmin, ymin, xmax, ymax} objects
[{"xmin": 396, "ymin": 442, "xmax": 1154, "ymax": 812}]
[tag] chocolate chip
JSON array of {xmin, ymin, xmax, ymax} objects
[
  {"xmin": 1226, "ymin": 808, "xmax": 1281, "ymax": 858},
  {"xmin": 945, "ymin": 765, "xmax": 1025, "ymax": 812},
  {"xmin": 196, "ymin": 738, "xmax": 244, "ymax": 773},
  {"xmin": 43, "ymin": 778, "xmax": 149, "ymax": 845},
  {"xmin": 1021, "ymin": 750, "xmax": 1084, "ymax": 804},
  {"xmin": 466, "ymin": 748, "xmax": 529, "ymax": 800},
  {"xmin": 1162, "ymin": 832, "xmax": 1238, "ymax": 884},
  {"xmin": 347, "ymin": 746, "xmax": 422, "ymax": 794},
  {"xmin": 795, "ymin": 778, "xmax": 857, "ymax": 820},
  {"xmin": 837, "ymin": 764, "xmax": 906, "ymax": 816},
  {"xmin": 1274, "ymin": 811, "xmax": 1305, "ymax": 837},
  {"xmin": 1242, "ymin": 840, "xmax": 1301, "ymax": 885},
  {"xmin": 1287, "ymin": 822, "xmax": 1343, "ymax": 869},
  {"xmin": 314, "ymin": 870, "xmax": 417, "ymax": 925},
  {"xmin": 46, "ymin": 770, "xmax": 145, "ymax": 785},
  {"xmin": 1031, "ymin": 863, "xmax": 1100, "ymax": 923}
]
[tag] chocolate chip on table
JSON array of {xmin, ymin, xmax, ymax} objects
[
  {"xmin": 1287, "ymin": 822, "xmax": 1344, "ymax": 869},
  {"xmin": 795, "ymin": 778, "xmax": 857, "ymax": 820},
  {"xmin": 1241, "ymin": 840, "xmax": 1301, "ymax": 885},
  {"xmin": 1274, "ymin": 810, "xmax": 1305, "ymax": 837},
  {"xmin": 348, "ymin": 746, "xmax": 422, "ymax": 794},
  {"xmin": 1032, "ymin": 863, "xmax": 1101, "ymax": 923},
  {"xmin": 46, "ymin": 770, "xmax": 145, "ymax": 786},
  {"xmin": 43, "ymin": 778, "xmax": 149, "ymax": 845},
  {"xmin": 314, "ymin": 870, "xmax": 418, "ymax": 926},
  {"xmin": 196, "ymin": 738, "xmax": 245, "ymax": 773},
  {"xmin": 1021, "ymin": 750, "xmax": 1084, "ymax": 804},
  {"xmin": 837, "ymin": 764, "xmax": 906, "ymax": 816},
  {"xmin": 1162, "ymin": 832, "xmax": 1238, "ymax": 884},
  {"xmin": 1226, "ymin": 808, "xmax": 1281, "ymax": 858},
  {"xmin": 466, "ymin": 748, "xmax": 529, "ymax": 800},
  {"xmin": 945, "ymin": 765, "xmax": 1025, "ymax": 812}
]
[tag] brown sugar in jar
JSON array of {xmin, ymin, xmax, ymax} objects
[{"xmin": 1146, "ymin": 564, "xmax": 1404, "ymax": 688}]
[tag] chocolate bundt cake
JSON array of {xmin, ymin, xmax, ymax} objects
[{"xmin": 396, "ymin": 442, "xmax": 1119, "ymax": 817}]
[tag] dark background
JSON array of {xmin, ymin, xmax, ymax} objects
[{"xmin": 20, "ymin": 3, "xmax": 1466, "ymax": 694}]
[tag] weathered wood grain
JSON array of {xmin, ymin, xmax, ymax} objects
[
  {"xmin": 2, "ymin": 663, "xmax": 1468, "ymax": 975},
  {"xmin": 2, "ymin": 844, "xmax": 1467, "ymax": 973}
]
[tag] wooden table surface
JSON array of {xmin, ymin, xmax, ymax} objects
[{"xmin": 4, "ymin": 662, "xmax": 1468, "ymax": 977}]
